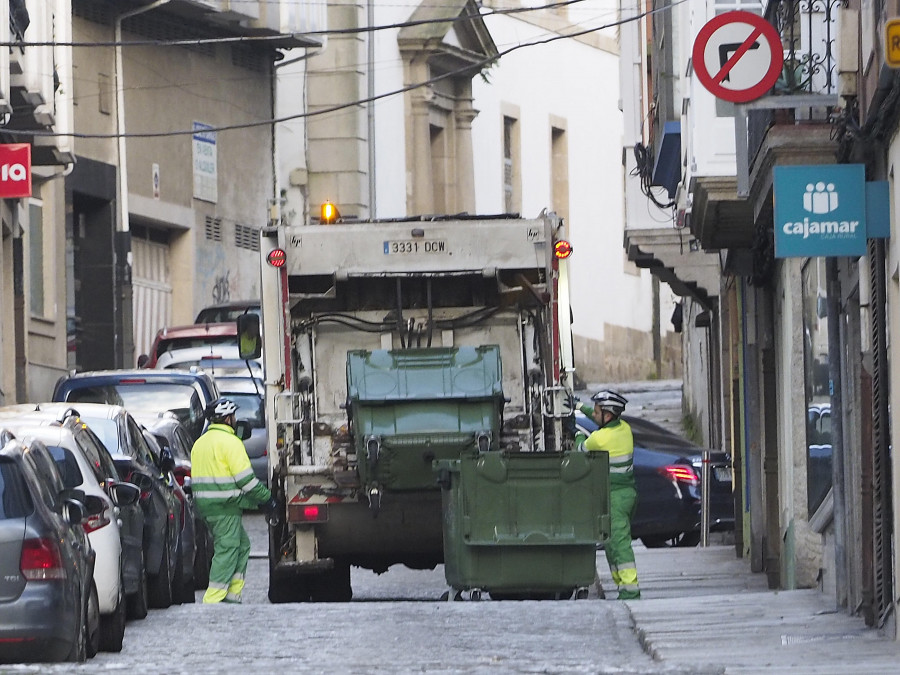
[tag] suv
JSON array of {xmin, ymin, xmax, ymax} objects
[
  {"xmin": 0, "ymin": 406, "xmax": 142, "ymax": 651},
  {"xmin": 52, "ymin": 369, "xmax": 220, "ymax": 442},
  {"xmin": 139, "ymin": 322, "xmax": 238, "ymax": 369}
]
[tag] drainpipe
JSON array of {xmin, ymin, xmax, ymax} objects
[
  {"xmin": 367, "ymin": 0, "xmax": 376, "ymax": 218},
  {"xmin": 115, "ymin": 0, "xmax": 172, "ymax": 236},
  {"xmin": 826, "ymin": 257, "xmax": 847, "ymax": 609}
]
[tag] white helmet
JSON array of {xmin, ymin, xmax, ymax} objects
[
  {"xmin": 208, "ymin": 397, "xmax": 238, "ymax": 422},
  {"xmin": 590, "ymin": 390, "xmax": 627, "ymax": 417}
]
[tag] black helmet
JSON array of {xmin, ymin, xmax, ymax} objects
[
  {"xmin": 590, "ymin": 390, "xmax": 627, "ymax": 417},
  {"xmin": 207, "ymin": 397, "xmax": 238, "ymax": 423}
]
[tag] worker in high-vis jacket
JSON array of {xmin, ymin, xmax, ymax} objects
[
  {"xmin": 576, "ymin": 390, "xmax": 641, "ymax": 600},
  {"xmin": 191, "ymin": 398, "xmax": 277, "ymax": 604}
]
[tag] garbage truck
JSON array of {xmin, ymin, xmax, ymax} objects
[{"xmin": 256, "ymin": 211, "xmax": 606, "ymax": 602}]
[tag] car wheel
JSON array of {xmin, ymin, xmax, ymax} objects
[
  {"xmin": 147, "ymin": 540, "xmax": 173, "ymax": 609},
  {"xmin": 86, "ymin": 582, "xmax": 101, "ymax": 658},
  {"xmin": 171, "ymin": 543, "xmax": 184, "ymax": 606},
  {"xmin": 126, "ymin": 552, "xmax": 149, "ymax": 620},
  {"xmin": 193, "ymin": 521, "xmax": 211, "ymax": 590},
  {"xmin": 99, "ymin": 591, "xmax": 126, "ymax": 652}
]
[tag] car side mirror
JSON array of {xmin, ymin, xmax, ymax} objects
[
  {"xmin": 234, "ymin": 420, "xmax": 252, "ymax": 442},
  {"xmin": 110, "ymin": 481, "xmax": 141, "ymax": 507},
  {"xmin": 158, "ymin": 448, "xmax": 176, "ymax": 475},
  {"xmin": 237, "ymin": 313, "xmax": 262, "ymax": 360},
  {"xmin": 82, "ymin": 494, "xmax": 106, "ymax": 517},
  {"xmin": 62, "ymin": 498, "xmax": 86, "ymax": 526},
  {"xmin": 129, "ymin": 472, "xmax": 155, "ymax": 499}
]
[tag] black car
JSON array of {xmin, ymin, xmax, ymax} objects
[
  {"xmin": 0, "ymin": 433, "xmax": 100, "ymax": 663},
  {"xmin": 52, "ymin": 369, "xmax": 220, "ymax": 442},
  {"xmin": 138, "ymin": 413, "xmax": 213, "ymax": 590},
  {"xmin": 46, "ymin": 402, "xmax": 186, "ymax": 611},
  {"xmin": 575, "ymin": 412, "xmax": 735, "ymax": 547}
]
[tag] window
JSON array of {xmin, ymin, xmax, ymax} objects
[
  {"xmin": 503, "ymin": 114, "xmax": 521, "ymax": 214},
  {"xmin": 550, "ymin": 124, "xmax": 569, "ymax": 225},
  {"xmin": 28, "ymin": 200, "xmax": 44, "ymax": 317},
  {"xmin": 430, "ymin": 124, "xmax": 448, "ymax": 213}
]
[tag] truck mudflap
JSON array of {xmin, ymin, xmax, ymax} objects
[{"xmin": 435, "ymin": 450, "xmax": 610, "ymax": 600}]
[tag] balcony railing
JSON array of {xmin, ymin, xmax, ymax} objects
[
  {"xmin": 767, "ymin": 0, "xmax": 844, "ymax": 96},
  {"xmin": 746, "ymin": 0, "xmax": 844, "ymax": 170}
]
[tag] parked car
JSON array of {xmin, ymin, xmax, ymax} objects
[
  {"xmin": 0, "ymin": 406, "xmax": 143, "ymax": 651},
  {"xmin": 139, "ymin": 322, "xmax": 238, "ymax": 369},
  {"xmin": 0, "ymin": 433, "xmax": 100, "ymax": 663},
  {"xmin": 137, "ymin": 413, "xmax": 213, "ymax": 589},
  {"xmin": 141, "ymin": 427, "xmax": 197, "ymax": 603},
  {"xmin": 213, "ymin": 374, "xmax": 268, "ymax": 484},
  {"xmin": 36, "ymin": 402, "xmax": 186, "ymax": 611},
  {"xmin": 52, "ymin": 368, "xmax": 220, "ymax": 442},
  {"xmin": 194, "ymin": 300, "xmax": 260, "ymax": 325},
  {"xmin": 154, "ymin": 345, "xmax": 262, "ymax": 377},
  {"xmin": 575, "ymin": 411, "xmax": 735, "ymax": 547}
]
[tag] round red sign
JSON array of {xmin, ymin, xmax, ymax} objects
[{"xmin": 692, "ymin": 11, "xmax": 784, "ymax": 104}]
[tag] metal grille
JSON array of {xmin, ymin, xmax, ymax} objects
[
  {"xmin": 234, "ymin": 223, "xmax": 259, "ymax": 251},
  {"xmin": 868, "ymin": 238, "xmax": 892, "ymax": 627},
  {"xmin": 231, "ymin": 45, "xmax": 269, "ymax": 73},
  {"xmin": 767, "ymin": 0, "xmax": 844, "ymax": 96},
  {"xmin": 205, "ymin": 216, "xmax": 222, "ymax": 242}
]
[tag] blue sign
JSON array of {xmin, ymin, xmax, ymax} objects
[{"xmin": 773, "ymin": 164, "xmax": 866, "ymax": 258}]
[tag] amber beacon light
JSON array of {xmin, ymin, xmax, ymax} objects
[
  {"xmin": 267, "ymin": 248, "xmax": 286, "ymax": 268},
  {"xmin": 554, "ymin": 240, "xmax": 573, "ymax": 259},
  {"xmin": 320, "ymin": 201, "xmax": 340, "ymax": 224}
]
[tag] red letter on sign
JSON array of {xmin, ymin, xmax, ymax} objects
[{"xmin": 0, "ymin": 144, "xmax": 32, "ymax": 199}]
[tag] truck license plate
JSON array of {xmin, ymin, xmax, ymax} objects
[{"xmin": 384, "ymin": 240, "xmax": 447, "ymax": 254}]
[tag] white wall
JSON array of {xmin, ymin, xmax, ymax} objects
[{"xmin": 471, "ymin": 7, "xmax": 653, "ymax": 340}]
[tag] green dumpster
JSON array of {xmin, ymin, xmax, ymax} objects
[
  {"xmin": 435, "ymin": 450, "xmax": 610, "ymax": 599},
  {"xmin": 347, "ymin": 346, "xmax": 505, "ymax": 492}
]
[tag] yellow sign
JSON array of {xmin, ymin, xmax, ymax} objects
[{"xmin": 887, "ymin": 19, "xmax": 900, "ymax": 67}]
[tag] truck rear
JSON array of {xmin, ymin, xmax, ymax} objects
[{"xmin": 258, "ymin": 213, "xmax": 578, "ymax": 602}]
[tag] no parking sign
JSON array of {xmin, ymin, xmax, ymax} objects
[{"xmin": 692, "ymin": 11, "xmax": 783, "ymax": 103}]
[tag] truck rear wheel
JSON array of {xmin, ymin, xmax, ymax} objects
[
  {"xmin": 308, "ymin": 561, "xmax": 352, "ymax": 602},
  {"xmin": 268, "ymin": 573, "xmax": 311, "ymax": 603}
]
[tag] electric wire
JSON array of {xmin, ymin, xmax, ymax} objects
[{"xmin": 3, "ymin": 0, "xmax": 685, "ymax": 140}]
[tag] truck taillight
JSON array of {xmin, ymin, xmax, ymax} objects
[
  {"xmin": 267, "ymin": 248, "xmax": 286, "ymax": 268},
  {"xmin": 554, "ymin": 240, "xmax": 573, "ymax": 259},
  {"xmin": 288, "ymin": 503, "xmax": 328, "ymax": 523}
]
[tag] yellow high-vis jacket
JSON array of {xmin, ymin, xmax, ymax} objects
[{"xmin": 190, "ymin": 423, "xmax": 271, "ymax": 517}]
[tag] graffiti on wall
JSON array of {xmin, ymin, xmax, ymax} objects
[{"xmin": 212, "ymin": 271, "xmax": 231, "ymax": 305}]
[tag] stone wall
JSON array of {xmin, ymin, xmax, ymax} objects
[{"xmin": 573, "ymin": 324, "xmax": 682, "ymax": 383}]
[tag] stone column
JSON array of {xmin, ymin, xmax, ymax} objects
[
  {"xmin": 406, "ymin": 57, "xmax": 434, "ymax": 216},
  {"xmin": 454, "ymin": 98, "xmax": 478, "ymax": 215}
]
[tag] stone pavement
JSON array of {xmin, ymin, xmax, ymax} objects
[{"xmin": 596, "ymin": 543, "xmax": 900, "ymax": 674}]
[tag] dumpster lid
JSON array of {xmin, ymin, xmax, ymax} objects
[{"xmin": 347, "ymin": 346, "xmax": 503, "ymax": 402}]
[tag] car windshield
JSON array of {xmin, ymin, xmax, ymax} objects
[
  {"xmin": 67, "ymin": 383, "xmax": 203, "ymax": 425},
  {"xmin": 219, "ymin": 392, "xmax": 264, "ymax": 428},
  {"xmin": 45, "ymin": 446, "xmax": 84, "ymax": 489},
  {"xmin": 158, "ymin": 335, "xmax": 236, "ymax": 356},
  {"xmin": 0, "ymin": 458, "xmax": 34, "ymax": 518}
]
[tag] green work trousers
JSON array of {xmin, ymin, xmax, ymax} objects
[
  {"xmin": 606, "ymin": 485, "xmax": 641, "ymax": 599},
  {"xmin": 202, "ymin": 513, "xmax": 251, "ymax": 604}
]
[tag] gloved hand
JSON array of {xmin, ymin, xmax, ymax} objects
[
  {"xmin": 574, "ymin": 432, "xmax": 588, "ymax": 451},
  {"xmin": 262, "ymin": 496, "xmax": 280, "ymax": 526}
]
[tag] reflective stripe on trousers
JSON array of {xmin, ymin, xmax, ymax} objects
[
  {"xmin": 202, "ymin": 514, "xmax": 251, "ymax": 604},
  {"xmin": 606, "ymin": 485, "xmax": 641, "ymax": 600}
]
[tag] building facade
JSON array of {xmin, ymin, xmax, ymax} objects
[
  {"xmin": 628, "ymin": 0, "xmax": 900, "ymax": 638},
  {"xmin": 276, "ymin": 0, "xmax": 680, "ymax": 384}
]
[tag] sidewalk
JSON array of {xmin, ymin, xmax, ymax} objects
[{"xmin": 598, "ymin": 544, "xmax": 900, "ymax": 673}]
